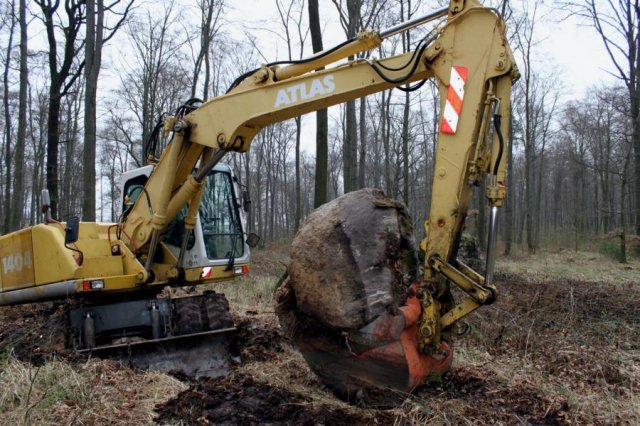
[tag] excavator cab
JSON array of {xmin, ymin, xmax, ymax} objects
[{"xmin": 120, "ymin": 163, "xmax": 253, "ymax": 280}]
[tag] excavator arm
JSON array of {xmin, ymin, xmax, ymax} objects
[
  {"xmin": 108, "ymin": 0, "xmax": 518, "ymax": 392},
  {"xmin": 123, "ymin": 0, "xmax": 517, "ymax": 336}
]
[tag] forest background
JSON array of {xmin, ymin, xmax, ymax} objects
[{"xmin": 0, "ymin": 0, "xmax": 638, "ymax": 261}]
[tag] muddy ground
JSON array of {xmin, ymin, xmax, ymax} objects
[{"xmin": 0, "ymin": 250, "xmax": 638, "ymax": 425}]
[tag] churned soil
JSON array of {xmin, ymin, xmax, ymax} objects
[
  {"xmin": 156, "ymin": 315, "xmax": 394, "ymax": 425},
  {"xmin": 155, "ymin": 372, "xmax": 394, "ymax": 425},
  {"xmin": 0, "ymin": 301, "xmax": 79, "ymax": 364},
  {"xmin": 0, "ymin": 260, "xmax": 637, "ymax": 424}
]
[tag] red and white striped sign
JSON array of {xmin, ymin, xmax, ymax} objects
[
  {"xmin": 440, "ymin": 65, "xmax": 468, "ymax": 134},
  {"xmin": 202, "ymin": 266, "xmax": 213, "ymax": 279}
]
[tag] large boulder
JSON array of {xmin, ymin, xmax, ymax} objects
[
  {"xmin": 277, "ymin": 189, "xmax": 456, "ymax": 400},
  {"xmin": 284, "ymin": 188, "xmax": 418, "ymax": 331}
]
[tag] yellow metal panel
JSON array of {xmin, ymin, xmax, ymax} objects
[
  {"xmin": 31, "ymin": 224, "xmax": 80, "ymax": 285},
  {"xmin": 111, "ymin": 241, "xmax": 147, "ymax": 282},
  {"xmin": 81, "ymin": 256, "xmax": 124, "ymax": 278},
  {"xmin": 0, "ymin": 228, "xmax": 35, "ymax": 290}
]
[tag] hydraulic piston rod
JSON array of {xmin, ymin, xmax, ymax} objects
[
  {"xmin": 379, "ymin": 7, "xmax": 449, "ymax": 39},
  {"xmin": 484, "ymin": 205, "xmax": 499, "ymax": 287}
]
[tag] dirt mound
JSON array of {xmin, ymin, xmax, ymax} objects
[
  {"xmin": 233, "ymin": 316, "xmax": 285, "ymax": 362},
  {"xmin": 155, "ymin": 372, "xmax": 393, "ymax": 425},
  {"xmin": 0, "ymin": 302, "xmax": 80, "ymax": 364}
]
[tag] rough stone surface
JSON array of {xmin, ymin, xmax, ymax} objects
[{"xmin": 286, "ymin": 188, "xmax": 417, "ymax": 331}]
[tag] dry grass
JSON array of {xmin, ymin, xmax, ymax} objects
[
  {"xmin": 216, "ymin": 246, "xmax": 640, "ymax": 424},
  {"xmin": 0, "ymin": 356, "xmax": 186, "ymax": 425},
  {"xmin": 0, "ymin": 245, "xmax": 637, "ymax": 424},
  {"xmin": 497, "ymin": 249, "xmax": 640, "ymax": 285}
]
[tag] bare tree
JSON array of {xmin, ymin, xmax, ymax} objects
[
  {"xmin": 117, "ymin": 1, "xmax": 191, "ymax": 164},
  {"xmin": 513, "ymin": 2, "xmax": 559, "ymax": 253},
  {"xmin": 35, "ymin": 0, "xmax": 86, "ymax": 220},
  {"xmin": 567, "ymin": 0, "xmax": 640, "ymax": 235},
  {"xmin": 308, "ymin": 0, "xmax": 328, "ymax": 207},
  {"xmin": 82, "ymin": 0, "xmax": 132, "ymax": 221},
  {"xmin": 332, "ymin": 0, "xmax": 360, "ymax": 193},
  {"xmin": 274, "ymin": 0, "xmax": 307, "ymax": 231},
  {"xmin": 190, "ymin": 0, "xmax": 225, "ymax": 100},
  {"xmin": 2, "ymin": 0, "xmax": 16, "ymax": 233},
  {"xmin": 8, "ymin": 0, "xmax": 28, "ymax": 230}
]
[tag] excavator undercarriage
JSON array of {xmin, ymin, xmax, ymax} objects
[{"xmin": 69, "ymin": 292, "xmax": 236, "ymax": 377}]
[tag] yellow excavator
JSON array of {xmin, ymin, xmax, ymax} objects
[{"xmin": 0, "ymin": 0, "xmax": 517, "ymax": 391}]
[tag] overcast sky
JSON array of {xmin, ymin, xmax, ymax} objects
[
  {"xmin": 98, "ymin": 0, "xmax": 618, "ymax": 154},
  {"xmin": 223, "ymin": 1, "xmax": 616, "ymax": 92},
  {"xmin": 220, "ymin": 1, "xmax": 617, "ymax": 152}
]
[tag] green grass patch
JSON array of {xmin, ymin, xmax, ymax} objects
[{"xmin": 599, "ymin": 239, "xmax": 624, "ymax": 261}]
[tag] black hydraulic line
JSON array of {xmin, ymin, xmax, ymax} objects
[
  {"xmin": 226, "ymin": 6, "xmax": 448, "ymax": 93},
  {"xmin": 226, "ymin": 37, "xmax": 356, "ymax": 93},
  {"xmin": 369, "ymin": 37, "xmax": 432, "ymax": 85},
  {"xmin": 145, "ymin": 99, "xmax": 204, "ymax": 161},
  {"xmin": 140, "ymin": 187, "xmax": 154, "ymax": 214},
  {"xmin": 176, "ymin": 98, "xmax": 204, "ymax": 117},
  {"xmin": 375, "ymin": 37, "xmax": 428, "ymax": 72},
  {"xmin": 144, "ymin": 118, "xmax": 165, "ymax": 160},
  {"xmin": 492, "ymin": 113, "xmax": 504, "ymax": 177},
  {"xmin": 396, "ymin": 78, "xmax": 428, "ymax": 92}
]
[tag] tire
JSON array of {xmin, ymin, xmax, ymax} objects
[
  {"xmin": 203, "ymin": 291, "xmax": 233, "ymax": 330},
  {"xmin": 174, "ymin": 297, "xmax": 204, "ymax": 335}
]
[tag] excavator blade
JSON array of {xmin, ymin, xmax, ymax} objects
[
  {"xmin": 70, "ymin": 292, "xmax": 237, "ymax": 378},
  {"xmin": 78, "ymin": 327, "xmax": 236, "ymax": 378}
]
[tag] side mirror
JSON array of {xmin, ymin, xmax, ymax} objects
[
  {"xmin": 64, "ymin": 217, "xmax": 83, "ymax": 265},
  {"xmin": 65, "ymin": 216, "xmax": 80, "ymax": 244},
  {"xmin": 41, "ymin": 189, "xmax": 52, "ymax": 223},
  {"xmin": 246, "ymin": 233, "xmax": 260, "ymax": 249},
  {"xmin": 242, "ymin": 190, "xmax": 251, "ymax": 213}
]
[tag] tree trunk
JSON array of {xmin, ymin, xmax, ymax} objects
[
  {"xmin": 401, "ymin": 90, "xmax": 410, "ymax": 206},
  {"xmin": 82, "ymin": 0, "xmax": 104, "ymax": 221},
  {"xmin": 382, "ymin": 90, "xmax": 392, "ymax": 196},
  {"xmin": 37, "ymin": 0, "xmax": 86, "ymax": 220},
  {"xmin": 620, "ymin": 169, "xmax": 628, "ymax": 263},
  {"xmin": 634, "ymin": 94, "xmax": 640, "ymax": 235},
  {"xmin": 309, "ymin": 0, "xmax": 328, "ymax": 207},
  {"xmin": 10, "ymin": 0, "xmax": 28, "ymax": 230},
  {"xmin": 631, "ymin": 5, "xmax": 640, "ymax": 236},
  {"xmin": 295, "ymin": 116, "xmax": 302, "ymax": 231},
  {"xmin": 342, "ymin": 0, "xmax": 360, "ymax": 194},
  {"xmin": 358, "ymin": 97, "xmax": 366, "ymax": 188},
  {"xmin": 344, "ymin": 101, "xmax": 358, "ymax": 193},
  {"xmin": 2, "ymin": 4, "xmax": 16, "ymax": 233},
  {"xmin": 400, "ymin": 0, "xmax": 411, "ymax": 206},
  {"xmin": 46, "ymin": 89, "xmax": 61, "ymax": 219}
]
